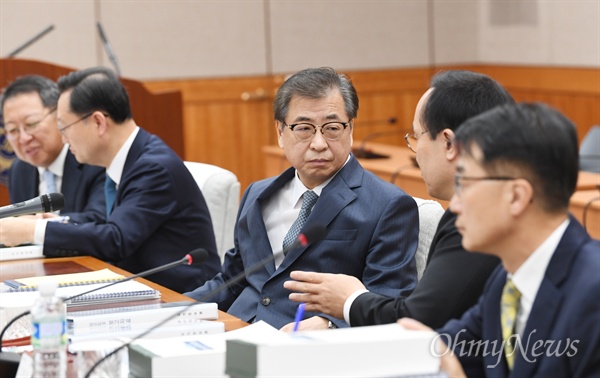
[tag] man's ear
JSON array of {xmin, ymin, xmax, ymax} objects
[
  {"xmin": 92, "ymin": 111, "xmax": 109, "ymax": 135},
  {"xmin": 508, "ymin": 179, "xmax": 534, "ymax": 216},
  {"xmin": 442, "ymin": 128, "xmax": 457, "ymax": 160}
]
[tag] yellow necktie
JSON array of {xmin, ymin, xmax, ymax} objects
[{"xmin": 501, "ymin": 278, "xmax": 521, "ymax": 370}]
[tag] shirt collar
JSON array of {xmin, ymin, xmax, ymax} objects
[
  {"xmin": 106, "ymin": 126, "xmax": 140, "ymax": 186},
  {"xmin": 38, "ymin": 143, "xmax": 69, "ymax": 178},
  {"xmin": 510, "ymin": 218, "xmax": 570, "ymax": 303}
]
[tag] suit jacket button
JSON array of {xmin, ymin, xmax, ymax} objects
[{"xmin": 260, "ymin": 297, "xmax": 271, "ymax": 306}]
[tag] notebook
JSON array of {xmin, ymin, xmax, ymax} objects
[
  {"xmin": 0, "ymin": 244, "xmax": 44, "ymax": 262},
  {"xmin": 4, "ymin": 268, "xmax": 125, "ymax": 290}
]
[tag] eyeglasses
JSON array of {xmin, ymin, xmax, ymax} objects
[
  {"xmin": 284, "ymin": 121, "xmax": 350, "ymax": 141},
  {"xmin": 4, "ymin": 108, "xmax": 56, "ymax": 141},
  {"xmin": 57, "ymin": 112, "xmax": 94, "ymax": 135},
  {"xmin": 454, "ymin": 174, "xmax": 517, "ymax": 195},
  {"xmin": 404, "ymin": 130, "xmax": 428, "ymax": 153}
]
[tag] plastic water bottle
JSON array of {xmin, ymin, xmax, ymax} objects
[{"xmin": 31, "ymin": 280, "xmax": 67, "ymax": 378}]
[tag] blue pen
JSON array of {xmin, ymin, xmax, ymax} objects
[{"xmin": 293, "ymin": 303, "xmax": 306, "ymax": 332}]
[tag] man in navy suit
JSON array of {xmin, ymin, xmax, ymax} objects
[
  {"xmin": 1, "ymin": 75, "xmax": 105, "ymax": 223},
  {"xmin": 185, "ymin": 67, "xmax": 419, "ymax": 330},
  {"xmin": 0, "ymin": 67, "xmax": 221, "ymax": 294},
  {"xmin": 401, "ymin": 103, "xmax": 600, "ymax": 377}
]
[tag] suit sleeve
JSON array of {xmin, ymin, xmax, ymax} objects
[{"xmin": 64, "ymin": 166, "xmax": 106, "ymax": 224}]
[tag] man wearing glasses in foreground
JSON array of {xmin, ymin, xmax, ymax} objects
[
  {"xmin": 402, "ymin": 103, "xmax": 600, "ymax": 377},
  {"xmin": 1, "ymin": 75, "xmax": 105, "ymax": 223},
  {"xmin": 185, "ymin": 67, "xmax": 419, "ymax": 330}
]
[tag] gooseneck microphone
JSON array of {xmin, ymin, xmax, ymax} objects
[
  {"xmin": 0, "ymin": 249, "xmax": 209, "ymax": 377},
  {"xmin": 84, "ymin": 224, "xmax": 328, "ymax": 378},
  {"xmin": 0, "ymin": 193, "xmax": 65, "ymax": 219},
  {"xmin": 6, "ymin": 25, "xmax": 55, "ymax": 58},
  {"xmin": 96, "ymin": 22, "xmax": 121, "ymax": 76}
]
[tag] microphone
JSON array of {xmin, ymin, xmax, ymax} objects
[
  {"xmin": 357, "ymin": 117, "xmax": 398, "ymax": 126},
  {"xmin": 0, "ymin": 193, "xmax": 64, "ymax": 219},
  {"xmin": 6, "ymin": 25, "xmax": 55, "ymax": 58},
  {"xmin": 83, "ymin": 224, "xmax": 328, "ymax": 378},
  {"xmin": 96, "ymin": 22, "xmax": 121, "ymax": 76},
  {"xmin": 352, "ymin": 127, "xmax": 406, "ymax": 160},
  {"xmin": 0, "ymin": 249, "xmax": 209, "ymax": 377}
]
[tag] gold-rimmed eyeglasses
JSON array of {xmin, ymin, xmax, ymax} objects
[
  {"xmin": 404, "ymin": 130, "xmax": 428, "ymax": 153},
  {"xmin": 284, "ymin": 121, "xmax": 351, "ymax": 141},
  {"xmin": 4, "ymin": 108, "xmax": 57, "ymax": 141}
]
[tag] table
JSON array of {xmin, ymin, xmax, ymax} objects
[{"xmin": 0, "ymin": 256, "xmax": 247, "ymax": 332}]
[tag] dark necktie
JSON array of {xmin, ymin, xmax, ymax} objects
[
  {"xmin": 282, "ymin": 190, "xmax": 318, "ymax": 254},
  {"xmin": 104, "ymin": 175, "xmax": 117, "ymax": 218}
]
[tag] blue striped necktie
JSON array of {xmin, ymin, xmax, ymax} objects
[{"xmin": 282, "ymin": 190, "xmax": 318, "ymax": 254}]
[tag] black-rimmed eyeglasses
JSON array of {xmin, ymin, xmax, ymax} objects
[
  {"xmin": 284, "ymin": 121, "xmax": 351, "ymax": 141},
  {"xmin": 454, "ymin": 174, "xmax": 518, "ymax": 195},
  {"xmin": 58, "ymin": 112, "xmax": 94, "ymax": 135}
]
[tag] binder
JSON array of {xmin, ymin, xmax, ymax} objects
[
  {"xmin": 4, "ymin": 268, "xmax": 124, "ymax": 290},
  {"xmin": 0, "ymin": 244, "xmax": 44, "ymax": 262}
]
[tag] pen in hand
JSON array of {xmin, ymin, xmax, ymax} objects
[{"xmin": 293, "ymin": 303, "xmax": 306, "ymax": 332}]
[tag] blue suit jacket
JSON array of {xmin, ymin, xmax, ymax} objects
[
  {"xmin": 7, "ymin": 151, "xmax": 105, "ymax": 223},
  {"xmin": 186, "ymin": 156, "xmax": 419, "ymax": 329},
  {"xmin": 439, "ymin": 216, "xmax": 600, "ymax": 377},
  {"xmin": 44, "ymin": 129, "xmax": 222, "ymax": 293}
]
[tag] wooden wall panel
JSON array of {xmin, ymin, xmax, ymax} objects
[{"xmin": 145, "ymin": 65, "xmax": 599, "ymax": 195}]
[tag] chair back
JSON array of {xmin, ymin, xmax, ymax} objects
[
  {"xmin": 184, "ymin": 161, "xmax": 240, "ymax": 262},
  {"xmin": 413, "ymin": 197, "xmax": 445, "ymax": 280},
  {"xmin": 580, "ymin": 126, "xmax": 600, "ymax": 173}
]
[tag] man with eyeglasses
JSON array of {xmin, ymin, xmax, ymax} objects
[
  {"xmin": 284, "ymin": 70, "xmax": 512, "ymax": 329},
  {"xmin": 0, "ymin": 67, "xmax": 221, "ymax": 294},
  {"xmin": 185, "ymin": 67, "xmax": 419, "ymax": 330},
  {"xmin": 0, "ymin": 75, "xmax": 105, "ymax": 223},
  {"xmin": 401, "ymin": 102, "xmax": 600, "ymax": 377}
]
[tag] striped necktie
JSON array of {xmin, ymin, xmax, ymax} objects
[
  {"xmin": 501, "ymin": 278, "xmax": 521, "ymax": 370},
  {"xmin": 282, "ymin": 190, "xmax": 318, "ymax": 254}
]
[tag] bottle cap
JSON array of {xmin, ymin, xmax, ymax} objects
[{"xmin": 38, "ymin": 280, "xmax": 58, "ymax": 296}]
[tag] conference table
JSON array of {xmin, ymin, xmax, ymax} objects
[
  {"xmin": 0, "ymin": 256, "xmax": 247, "ymax": 376},
  {"xmin": 263, "ymin": 142, "xmax": 600, "ymax": 238}
]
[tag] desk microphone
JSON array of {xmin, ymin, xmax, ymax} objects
[
  {"xmin": 0, "ymin": 193, "xmax": 64, "ymax": 219},
  {"xmin": 83, "ymin": 224, "xmax": 328, "ymax": 378},
  {"xmin": 353, "ymin": 128, "xmax": 406, "ymax": 159},
  {"xmin": 96, "ymin": 22, "xmax": 121, "ymax": 76},
  {"xmin": 6, "ymin": 25, "xmax": 55, "ymax": 58},
  {"xmin": 0, "ymin": 249, "xmax": 208, "ymax": 377}
]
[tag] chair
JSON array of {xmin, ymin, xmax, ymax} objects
[
  {"xmin": 184, "ymin": 161, "xmax": 240, "ymax": 262},
  {"xmin": 580, "ymin": 126, "xmax": 600, "ymax": 173},
  {"xmin": 413, "ymin": 197, "xmax": 445, "ymax": 280}
]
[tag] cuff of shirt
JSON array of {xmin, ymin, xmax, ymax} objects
[
  {"xmin": 33, "ymin": 219, "xmax": 49, "ymax": 245},
  {"xmin": 343, "ymin": 289, "xmax": 369, "ymax": 326}
]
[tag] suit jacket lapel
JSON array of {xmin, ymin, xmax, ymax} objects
[
  {"xmin": 274, "ymin": 157, "xmax": 361, "ymax": 273},
  {"xmin": 60, "ymin": 152, "xmax": 82, "ymax": 210},
  {"xmin": 515, "ymin": 218, "xmax": 589, "ymax": 377}
]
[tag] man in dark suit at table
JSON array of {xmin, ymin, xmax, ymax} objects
[
  {"xmin": 1, "ymin": 75, "xmax": 105, "ymax": 223},
  {"xmin": 284, "ymin": 70, "xmax": 511, "ymax": 329},
  {"xmin": 185, "ymin": 67, "xmax": 419, "ymax": 330},
  {"xmin": 0, "ymin": 67, "xmax": 221, "ymax": 294},
  {"xmin": 401, "ymin": 102, "xmax": 600, "ymax": 377}
]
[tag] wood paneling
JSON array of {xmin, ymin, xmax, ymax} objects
[{"xmin": 146, "ymin": 65, "xmax": 600, "ymax": 195}]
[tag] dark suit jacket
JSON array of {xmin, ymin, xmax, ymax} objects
[
  {"xmin": 7, "ymin": 151, "xmax": 105, "ymax": 223},
  {"xmin": 43, "ymin": 129, "xmax": 221, "ymax": 293},
  {"xmin": 185, "ymin": 156, "xmax": 419, "ymax": 329},
  {"xmin": 439, "ymin": 216, "xmax": 600, "ymax": 377},
  {"xmin": 350, "ymin": 209, "xmax": 500, "ymax": 329}
]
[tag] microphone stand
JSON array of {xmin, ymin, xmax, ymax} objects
[
  {"xmin": 6, "ymin": 25, "xmax": 55, "ymax": 58},
  {"xmin": 83, "ymin": 225, "xmax": 328, "ymax": 378}
]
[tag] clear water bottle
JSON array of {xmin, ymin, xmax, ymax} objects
[{"xmin": 31, "ymin": 280, "xmax": 67, "ymax": 378}]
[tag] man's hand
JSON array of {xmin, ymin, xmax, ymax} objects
[
  {"xmin": 280, "ymin": 315, "xmax": 329, "ymax": 333},
  {"xmin": 0, "ymin": 217, "xmax": 37, "ymax": 246},
  {"xmin": 284, "ymin": 271, "xmax": 366, "ymax": 319},
  {"xmin": 398, "ymin": 318, "xmax": 466, "ymax": 378}
]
